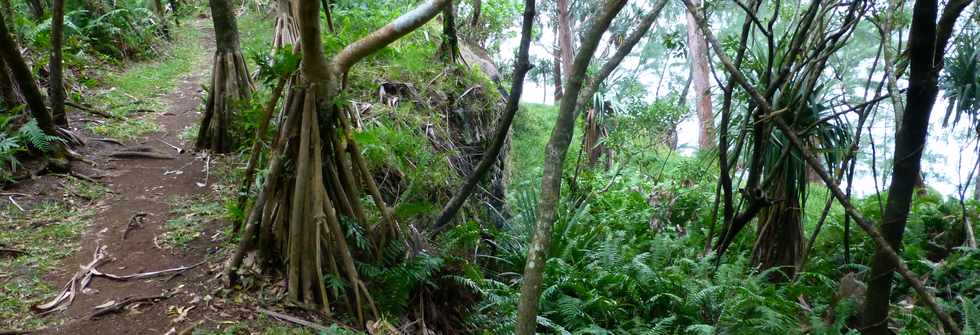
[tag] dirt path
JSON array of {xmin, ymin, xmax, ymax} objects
[{"xmin": 12, "ymin": 21, "xmax": 234, "ymax": 335}]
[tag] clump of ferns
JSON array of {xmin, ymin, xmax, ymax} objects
[{"xmin": 0, "ymin": 113, "xmax": 63, "ymax": 182}]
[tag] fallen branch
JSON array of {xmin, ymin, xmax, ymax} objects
[
  {"xmin": 256, "ymin": 307, "xmax": 333, "ymax": 333},
  {"xmin": 66, "ymin": 101, "xmax": 121, "ymax": 120},
  {"xmin": 87, "ymin": 293, "xmax": 172, "ymax": 320},
  {"xmin": 0, "ymin": 248, "xmax": 25, "ymax": 258},
  {"xmin": 89, "ymin": 138, "xmax": 125, "ymax": 146},
  {"xmin": 107, "ymin": 151, "xmax": 175, "ymax": 160},
  {"xmin": 156, "ymin": 139, "xmax": 185, "ymax": 154},
  {"xmin": 0, "ymin": 329, "xmax": 36, "ymax": 335},
  {"xmin": 91, "ymin": 261, "xmax": 205, "ymax": 281},
  {"xmin": 32, "ymin": 246, "xmax": 108, "ymax": 314},
  {"xmin": 7, "ymin": 196, "xmax": 23, "ymax": 212}
]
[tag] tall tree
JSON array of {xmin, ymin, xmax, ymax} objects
[
  {"xmin": 196, "ymin": 0, "xmax": 253, "ymax": 153},
  {"xmin": 685, "ymin": 0, "xmax": 714, "ymax": 148},
  {"xmin": 861, "ymin": 0, "xmax": 974, "ymax": 332},
  {"xmin": 556, "ymin": 0, "xmax": 574, "ymax": 86},
  {"xmin": 50, "ymin": 0, "xmax": 67, "ymax": 127},
  {"xmin": 226, "ymin": 0, "xmax": 449, "ymax": 324},
  {"xmin": 515, "ymin": 1, "xmax": 627, "ymax": 333}
]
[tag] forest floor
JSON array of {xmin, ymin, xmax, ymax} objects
[{"xmin": 0, "ymin": 17, "xmax": 310, "ymax": 335}]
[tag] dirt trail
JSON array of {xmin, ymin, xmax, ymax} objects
[{"xmin": 14, "ymin": 22, "xmax": 232, "ymax": 334}]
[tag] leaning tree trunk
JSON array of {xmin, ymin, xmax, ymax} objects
[
  {"xmin": 0, "ymin": 11, "xmax": 54, "ymax": 136},
  {"xmin": 861, "ymin": 0, "xmax": 973, "ymax": 332},
  {"xmin": 515, "ymin": 1, "xmax": 627, "ymax": 334},
  {"xmin": 196, "ymin": 0, "xmax": 253, "ymax": 153},
  {"xmin": 50, "ymin": 0, "xmax": 67, "ymax": 127},
  {"xmin": 226, "ymin": 0, "xmax": 449, "ymax": 326},
  {"xmin": 0, "ymin": 9, "xmax": 69, "ymax": 169}
]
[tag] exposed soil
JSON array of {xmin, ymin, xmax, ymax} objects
[{"xmin": 3, "ymin": 22, "xmax": 248, "ymax": 335}]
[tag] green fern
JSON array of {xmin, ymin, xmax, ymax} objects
[
  {"xmin": 17, "ymin": 119, "xmax": 61, "ymax": 153},
  {"xmin": 964, "ymin": 297, "xmax": 980, "ymax": 335}
]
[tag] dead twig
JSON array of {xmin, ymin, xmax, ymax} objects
[
  {"xmin": 107, "ymin": 151, "xmax": 175, "ymax": 160},
  {"xmin": 89, "ymin": 138, "xmax": 125, "ymax": 146},
  {"xmin": 7, "ymin": 196, "xmax": 24, "ymax": 212},
  {"xmin": 156, "ymin": 139, "xmax": 185, "ymax": 154},
  {"xmin": 32, "ymin": 246, "xmax": 108, "ymax": 314},
  {"xmin": 87, "ymin": 293, "xmax": 173, "ymax": 320},
  {"xmin": 65, "ymin": 101, "xmax": 121, "ymax": 120},
  {"xmin": 91, "ymin": 261, "xmax": 206, "ymax": 281},
  {"xmin": 256, "ymin": 307, "xmax": 334, "ymax": 333}
]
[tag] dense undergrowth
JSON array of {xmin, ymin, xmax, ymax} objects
[
  {"xmin": 213, "ymin": 2, "xmax": 980, "ymax": 334},
  {"xmin": 2, "ymin": 0, "xmax": 979, "ymax": 334}
]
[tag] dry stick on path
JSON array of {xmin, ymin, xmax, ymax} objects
[
  {"xmin": 515, "ymin": 1, "xmax": 628, "ymax": 334},
  {"xmin": 682, "ymin": 1, "xmax": 961, "ymax": 333},
  {"xmin": 87, "ymin": 293, "xmax": 173, "ymax": 320},
  {"xmin": 431, "ymin": 0, "xmax": 536, "ymax": 232}
]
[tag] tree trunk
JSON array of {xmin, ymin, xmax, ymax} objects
[
  {"xmin": 470, "ymin": 0, "xmax": 481, "ymax": 27},
  {"xmin": 556, "ymin": 0, "xmax": 574, "ymax": 85},
  {"xmin": 515, "ymin": 1, "xmax": 628, "ymax": 334},
  {"xmin": 272, "ymin": 0, "xmax": 298, "ymax": 50},
  {"xmin": 751, "ymin": 176, "xmax": 804, "ymax": 280},
  {"xmin": 0, "ymin": 59, "xmax": 20, "ymax": 109},
  {"xmin": 861, "ymin": 0, "xmax": 973, "ymax": 333},
  {"xmin": 0, "ymin": 10, "xmax": 54, "ymax": 136},
  {"xmin": 552, "ymin": 39, "xmax": 563, "ymax": 102},
  {"xmin": 49, "ymin": 0, "xmax": 66, "ymax": 127},
  {"xmin": 196, "ymin": 0, "xmax": 253, "ymax": 153},
  {"xmin": 226, "ymin": 0, "xmax": 449, "ymax": 324},
  {"xmin": 439, "ymin": 0, "xmax": 460, "ymax": 63},
  {"xmin": 432, "ymin": 0, "xmax": 534, "ymax": 232},
  {"xmin": 974, "ymin": 172, "xmax": 980, "ymax": 200},
  {"xmin": 685, "ymin": 0, "xmax": 714, "ymax": 149}
]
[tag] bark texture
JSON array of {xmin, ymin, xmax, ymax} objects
[
  {"xmin": 685, "ymin": 0, "xmax": 714, "ymax": 148},
  {"xmin": 50, "ymin": 0, "xmax": 67, "ymax": 127},
  {"xmin": 196, "ymin": 0, "xmax": 253, "ymax": 153},
  {"xmin": 556, "ymin": 0, "xmax": 574, "ymax": 84},
  {"xmin": 515, "ymin": 1, "xmax": 628, "ymax": 334},
  {"xmin": 272, "ymin": 0, "xmax": 297, "ymax": 50}
]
